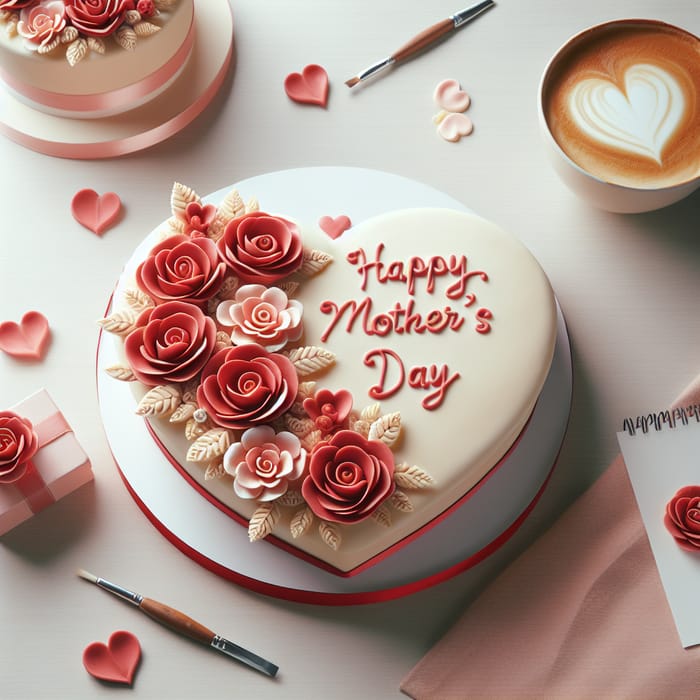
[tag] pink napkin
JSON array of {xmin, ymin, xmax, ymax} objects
[{"xmin": 401, "ymin": 378, "xmax": 700, "ymax": 700}]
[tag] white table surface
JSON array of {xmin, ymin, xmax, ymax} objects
[{"xmin": 1, "ymin": 1, "xmax": 698, "ymax": 698}]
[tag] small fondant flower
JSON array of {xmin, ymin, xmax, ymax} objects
[
  {"xmin": 303, "ymin": 389, "xmax": 352, "ymax": 435},
  {"xmin": 224, "ymin": 426, "xmax": 306, "ymax": 502},
  {"xmin": 135, "ymin": 234, "xmax": 227, "ymax": 306},
  {"xmin": 183, "ymin": 201, "xmax": 217, "ymax": 238},
  {"xmin": 302, "ymin": 430, "xmax": 395, "ymax": 524},
  {"xmin": 196, "ymin": 344, "xmax": 298, "ymax": 430},
  {"xmin": 0, "ymin": 411, "xmax": 39, "ymax": 484},
  {"xmin": 17, "ymin": 1, "xmax": 67, "ymax": 50},
  {"xmin": 664, "ymin": 486, "xmax": 700, "ymax": 552},
  {"xmin": 64, "ymin": 0, "xmax": 129, "ymax": 38},
  {"xmin": 216, "ymin": 284, "xmax": 303, "ymax": 352},
  {"xmin": 136, "ymin": 0, "xmax": 154, "ymax": 17},
  {"xmin": 217, "ymin": 211, "xmax": 304, "ymax": 284},
  {"xmin": 124, "ymin": 301, "xmax": 217, "ymax": 386}
]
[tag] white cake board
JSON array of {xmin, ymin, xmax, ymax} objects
[
  {"xmin": 0, "ymin": 0, "xmax": 233, "ymax": 159},
  {"xmin": 97, "ymin": 167, "xmax": 572, "ymax": 604}
]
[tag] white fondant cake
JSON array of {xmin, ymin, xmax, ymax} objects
[
  {"xmin": 0, "ymin": 0, "xmax": 193, "ymax": 118},
  {"xmin": 103, "ymin": 183, "xmax": 557, "ymax": 575}
]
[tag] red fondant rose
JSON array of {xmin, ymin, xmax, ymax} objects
[
  {"xmin": 665, "ymin": 486, "xmax": 700, "ymax": 552},
  {"xmin": 64, "ymin": 0, "xmax": 128, "ymax": 38},
  {"xmin": 17, "ymin": 1, "xmax": 67, "ymax": 50},
  {"xmin": 302, "ymin": 430, "xmax": 395, "ymax": 524},
  {"xmin": 135, "ymin": 235, "xmax": 227, "ymax": 306},
  {"xmin": 303, "ymin": 389, "xmax": 352, "ymax": 436},
  {"xmin": 124, "ymin": 301, "xmax": 216, "ymax": 386},
  {"xmin": 197, "ymin": 344, "xmax": 298, "ymax": 430},
  {"xmin": 0, "ymin": 411, "xmax": 39, "ymax": 484},
  {"xmin": 217, "ymin": 212, "xmax": 304, "ymax": 284}
]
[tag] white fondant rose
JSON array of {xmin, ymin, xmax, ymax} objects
[
  {"xmin": 216, "ymin": 284, "xmax": 303, "ymax": 352},
  {"xmin": 17, "ymin": 1, "xmax": 67, "ymax": 51},
  {"xmin": 224, "ymin": 426, "xmax": 306, "ymax": 502}
]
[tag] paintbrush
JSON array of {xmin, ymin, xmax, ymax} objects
[
  {"xmin": 77, "ymin": 569, "xmax": 278, "ymax": 678},
  {"xmin": 345, "ymin": 0, "xmax": 495, "ymax": 88}
]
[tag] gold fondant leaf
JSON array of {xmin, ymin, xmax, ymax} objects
[
  {"xmin": 186, "ymin": 428, "xmax": 231, "ymax": 463},
  {"xmin": 246, "ymin": 197, "xmax": 259, "ymax": 213},
  {"xmin": 204, "ymin": 459, "xmax": 226, "ymax": 481},
  {"xmin": 371, "ymin": 504, "xmax": 392, "ymax": 528},
  {"xmin": 185, "ymin": 417, "xmax": 210, "ymax": 441},
  {"xmin": 297, "ymin": 381, "xmax": 317, "ymax": 401},
  {"xmin": 60, "ymin": 26, "xmax": 78, "ymax": 43},
  {"xmin": 125, "ymin": 9, "xmax": 142, "ymax": 24},
  {"xmin": 217, "ymin": 189, "xmax": 246, "ymax": 223},
  {"xmin": 124, "ymin": 287, "xmax": 153, "ymax": 312},
  {"xmin": 389, "ymin": 489, "xmax": 414, "ymax": 513},
  {"xmin": 298, "ymin": 249, "xmax": 332, "ymax": 277},
  {"xmin": 169, "ymin": 401, "xmax": 196, "ymax": 423},
  {"xmin": 277, "ymin": 281, "xmax": 300, "ymax": 298},
  {"xmin": 215, "ymin": 331, "xmax": 232, "ymax": 352},
  {"xmin": 360, "ymin": 403, "xmax": 381, "ymax": 422},
  {"xmin": 349, "ymin": 417, "xmax": 370, "ymax": 438},
  {"xmin": 394, "ymin": 463, "xmax": 435, "ymax": 490},
  {"xmin": 38, "ymin": 36, "xmax": 60, "ymax": 54},
  {"xmin": 136, "ymin": 384, "xmax": 182, "ymax": 417},
  {"xmin": 286, "ymin": 346, "xmax": 336, "ymax": 376},
  {"xmin": 171, "ymin": 182, "xmax": 200, "ymax": 221},
  {"xmin": 6, "ymin": 19, "xmax": 17, "ymax": 38},
  {"xmin": 105, "ymin": 364, "xmax": 137, "ymax": 382},
  {"xmin": 66, "ymin": 38, "xmax": 87, "ymax": 66},
  {"xmin": 133, "ymin": 20, "xmax": 160, "ymax": 36},
  {"xmin": 319, "ymin": 521, "xmax": 341, "ymax": 551},
  {"xmin": 368, "ymin": 412, "xmax": 401, "ymax": 446},
  {"xmin": 301, "ymin": 430, "xmax": 322, "ymax": 452},
  {"xmin": 283, "ymin": 415, "xmax": 314, "ymax": 438},
  {"xmin": 97, "ymin": 309, "xmax": 137, "ymax": 337},
  {"xmin": 167, "ymin": 216, "xmax": 185, "ymax": 235},
  {"xmin": 87, "ymin": 37, "xmax": 105, "ymax": 54},
  {"xmin": 276, "ymin": 490, "xmax": 305, "ymax": 507},
  {"xmin": 290, "ymin": 506, "xmax": 313, "ymax": 539},
  {"xmin": 114, "ymin": 25, "xmax": 137, "ymax": 51},
  {"xmin": 248, "ymin": 502, "xmax": 280, "ymax": 542}
]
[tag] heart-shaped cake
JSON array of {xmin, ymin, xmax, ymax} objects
[{"xmin": 101, "ymin": 183, "xmax": 556, "ymax": 575}]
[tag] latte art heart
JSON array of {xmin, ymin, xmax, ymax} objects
[{"xmin": 568, "ymin": 63, "xmax": 684, "ymax": 164}]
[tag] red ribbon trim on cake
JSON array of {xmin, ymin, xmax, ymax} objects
[
  {"xmin": 3, "ymin": 412, "xmax": 71, "ymax": 514},
  {"xmin": 0, "ymin": 10, "xmax": 194, "ymax": 115}
]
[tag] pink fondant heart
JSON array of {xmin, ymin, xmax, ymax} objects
[
  {"xmin": 83, "ymin": 630, "xmax": 141, "ymax": 686},
  {"xmin": 437, "ymin": 112, "xmax": 474, "ymax": 143},
  {"xmin": 434, "ymin": 78, "xmax": 471, "ymax": 113},
  {"xmin": 284, "ymin": 64, "xmax": 329, "ymax": 107},
  {"xmin": 318, "ymin": 215, "xmax": 351, "ymax": 239},
  {"xmin": 0, "ymin": 311, "xmax": 51, "ymax": 361},
  {"xmin": 71, "ymin": 189, "xmax": 122, "ymax": 235}
]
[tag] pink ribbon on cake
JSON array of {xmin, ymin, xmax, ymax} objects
[
  {"xmin": 1, "ymin": 412, "xmax": 71, "ymax": 514},
  {"xmin": 0, "ymin": 11, "xmax": 194, "ymax": 115}
]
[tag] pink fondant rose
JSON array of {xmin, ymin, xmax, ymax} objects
[
  {"xmin": 664, "ymin": 486, "xmax": 700, "ymax": 552},
  {"xmin": 0, "ymin": 411, "xmax": 39, "ymax": 484},
  {"xmin": 64, "ymin": 0, "xmax": 129, "ymax": 38},
  {"xmin": 183, "ymin": 202, "xmax": 217, "ymax": 238},
  {"xmin": 303, "ymin": 389, "xmax": 352, "ymax": 435},
  {"xmin": 124, "ymin": 301, "xmax": 216, "ymax": 386},
  {"xmin": 217, "ymin": 212, "xmax": 304, "ymax": 284},
  {"xmin": 302, "ymin": 430, "xmax": 395, "ymax": 524},
  {"xmin": 224, "ymin": 426, "xmax": 306, "ymax": 502},
  {"xmin": 197, "ymin": 344, "xmax": 298, "ymax": 430},
  {"xmin": 135, "ymin": 235, "xmax": 227, "ymax": 306},
  {"xmin": 17, "ymin": 1, "xmax": 67, "ymax": 50},
  {"xmin": 216, "ymin": 284, "xmax": 303, "ymax": 352}
]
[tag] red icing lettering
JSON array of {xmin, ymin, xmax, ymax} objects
[{"xmin": 475, "ymin": 308, "xmax": 493, "ymax": 334}]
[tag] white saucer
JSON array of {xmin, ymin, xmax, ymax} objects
[
  {"xmin": 97, "ymin": 167, "xmax": 572, "ymax": 604},
  {"xmin": 0, "ymin": 0, "xmax": 233, "ymax": 159}
]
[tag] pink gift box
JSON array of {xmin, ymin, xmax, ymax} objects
[{"xmin": 0, "ymin": 389, "xmax": 92, "ymax": 535}]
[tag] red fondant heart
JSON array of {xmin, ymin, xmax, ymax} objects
[
  {"xmin": 0, "ymin": 311, "xmax": 50, "ymax": 361},
  {"xmin": 83, "ymin": 630, "xmax": 141, "ymax": 686},
  {"xmin": 71, "ymin": 189, "xmax": 122, "ymax": 235},
  {"xmin": 319, "ymin": 215, "xmax": 351, "ymax": 239},
  {"xmin": 284, "ymin": 64, "xmax": 329, "ymax": 107}
]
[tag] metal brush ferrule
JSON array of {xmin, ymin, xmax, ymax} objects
[
  {"xmin": 96, "ymin": 577, "xmax": 143, "ymax": 605},
  {"xmin": 357, "ymin": 56, "xmax": 396, "ymax": 83},
  {"xmin": 451, "ymin": 0, "xmax": 494, "ymax": 28}
]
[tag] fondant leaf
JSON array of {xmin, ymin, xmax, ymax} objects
[
  {"xmin": 349, "ymin": 416, "xmax": 370, "ymax": 438},
  {"xmin": 136, "ymin": 384, "xmax": 182, "ymax": 417},
  {"xmin": 60, "ymin": 26, "xmax": 78, "ymax": 43},
  {"xmin": 133, "ymin": 21, "xmax": 160, "ymax": 37},
  {"xmin": 290, "ymin": 506, "xmax": 313, "ymax": 538},
  {"xmin": 301, "ymin": 429, "xmax": 322, "ymax": 452},
  {"xmin": 114, "ymin": 25, "xmax": 137, "ymax": 51},
  {"xmin": 248, "ymin": 502, "xmax": 280, "ymax": 542},
  {"xmin": 185, "ymin": 417, "xmax": 209, "ymax": 441},
  {"xmin": 37, "ymin": 36, "xmax": 60, "ymax": 54},
  {"xmin": 215, "ymin": 331, "xmax": 232, "ymax": 352},
  {"xmin": 246, "ymin": 196, "xmax": 259, "ymax": 213},
  {"xmin": 286, "ymin": 346, "xmax": 336, "ymax": 376},
  {"xmin": 105, "ymin": 364, "xmax": 137, "ymax": 382},
  {"xmin": 371, "ymin": 504, "xmax": 392, "ymax": 528},
  {"xmin": 97, "ymin": 309, "xmax": 137, "ymax": 336},
  {"xmin": 360, "ymin": 403, "xmax": 381, "ymax": 422},
  {"xmin": 186, "ymin": 428, "xmax": 231, "ymax": 463},
  {"xmin": 277, "ymin": 281, "xmax": 300, "ymax": 298},
  {"xmin": 169, "ymin": 401, "xmax": 196, "ymax": 423},
  {"xmin": 171, "ymin": 182, "xmax": 200, "ymax": 221},
  {"xmin": 283, "ymin": 415, "xmax": 314, "ymax": 438},
  {"xmin": 276, "ymin": 490, "xmax": 305, "ymax": 507},
  {"xmin": 124, "ymin": 287, "xmax": 153, "ymax": 312},
  {"xmin": 155, "ymin": 0, "xmax": 178, "ymax": 9},
  {"xmin": 124, "ymin": 9, "xmax": 141, "ymax": 24},
  {"xmin": 217, "ymin": 275, "xmax": 240, "ymax": 300},
  {"xmin": 217, "ymin": 189, "xmax": 246, "ymax": 223},
  {"xmin": 5, "ymin": 18, "xmax": 17, "ymax": 38},
  {"xmin": 319, "ymin": 521, "xmax": 341, "ymax": 551},
  {"xmin": 298, "ymin": 249, "xmax": 332, "ymax": 277},
  {"xmin": 87, "ymin": 36, "xmax": 105, "ymax": 54},
  {"xmin": 204, "ymin": 459, "xmax": 226, "ymax": 481},
  {"xmin": 297, "ymin": 381, "xmax": 317, "ymax": 401},
  {"xmin": 389, "ymin": 489, "xmax": 414, "ymax": 513},
  {"xmin": 368, "ymin": 412, "xmax": 401, "ymax": 446},
  {"xmin": 66, "ymin": 38, "xmax": 87, "ymax": 66},
  {"xmin": 394, "ymin": 463, "xmax": 434, "ymax": 490}
]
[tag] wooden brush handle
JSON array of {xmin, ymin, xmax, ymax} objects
[
  {"xmin": 392, "ymin": 18, "xmax": 454, "ymax": 63},
  {"xmin": 140, "ymin": 598, "xmax": 214, "ymax": 645}
]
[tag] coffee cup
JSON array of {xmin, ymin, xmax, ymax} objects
[{"xmin": 538, "ymin": 19, "xmax": 700, "ymax": 213}]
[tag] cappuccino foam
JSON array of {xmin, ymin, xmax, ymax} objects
[{"xmin": 543, "ymin": 21, "xmax": 700, "ymax": 189}]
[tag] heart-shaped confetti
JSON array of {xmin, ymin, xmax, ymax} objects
[
  {"xmin": 284, "ymin": 64, "xmax": 329, "ymax": 107},
  {"xmin": 318, "ymin": 215, "xmax": 351, "ymax": 239},
  {"xmin": 71, "ymin": 189, "xmax": 122, "ymax": 236},
  {"xmin": 436, "ymin": 112, "xmax": 474, "ymax": 142},
  {"xmin": 83, "ymin": 630, "xmax": 141, "ymax": 686},
  {"xmin": 434, "ymin": 79, "xmax": 471, "ymax": 113},
  {"xmin": 0, "ymin": 311, "xmax": 51, "ymax": 361}
]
